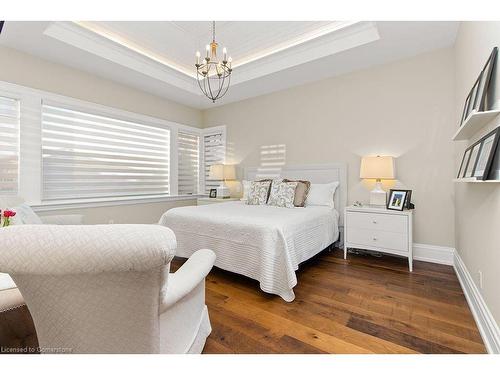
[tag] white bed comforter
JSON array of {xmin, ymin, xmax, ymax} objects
[{"xmin": 159, "ymin": 201, "xmax": 339, "ymax": 302}]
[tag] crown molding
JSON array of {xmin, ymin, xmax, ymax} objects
[
  {"xmin": 42, "ymin": 21, "xmax": 379, "ymax": 100},
  {"xmin": 43, "ymin": 21, "xmax": 200, "ymax": 95}
]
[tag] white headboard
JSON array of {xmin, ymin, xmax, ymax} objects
[{"xmin": 245, "ymin": 163, "xmax": 348, "ymax": 226}]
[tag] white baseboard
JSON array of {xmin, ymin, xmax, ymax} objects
[
  {"xmin": 413, "ymin": 243, "xmax": 455, "ymax": 265},
  {"xmin": 454, "ymin": 251, "xmax": 500, "ymax": 354}
]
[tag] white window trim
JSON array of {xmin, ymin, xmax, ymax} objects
[{"xmin": 0, "ymin": 80, "xmax": 225, "ymax": 210}]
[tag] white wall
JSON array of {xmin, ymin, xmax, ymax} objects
[
  {"xmin": 203, "ymin": 48, "xmax": 456, "ymax": 247},
  {"xmin": 454, "ymin": 22, "xmax": 500, "ymax": 324},
  {"xmin": 0, "ymin": 45, "xmax": 202, "ymax": 223}
]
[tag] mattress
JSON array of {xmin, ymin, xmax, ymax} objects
[{"xmin": 159, "ymin": 201, "xmax": 339, "ymax": 302}]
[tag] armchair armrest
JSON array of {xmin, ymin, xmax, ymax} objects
[
  {"xmin": 160, "ymin": 249, "xmax": 215, "ymax": 312},
  {"xmin": 40, "ymin": 214, "xmax": 84, "ymax": 225}
]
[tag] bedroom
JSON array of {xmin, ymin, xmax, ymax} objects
[{"xmin": 1, "ymin": 0, "xmax": 500, "ymax": 372}]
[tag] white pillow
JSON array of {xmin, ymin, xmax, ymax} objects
[
  {"xmin": 240, "ymin": 180, "xmax": 251, "ymax": 201},
  {"xmin": 10, "ymin": 203, "xmax": 43, "ymax": 225},
  {"xmin": 305, "ymin": 182, "xmax": 339, "ymax": 208}
]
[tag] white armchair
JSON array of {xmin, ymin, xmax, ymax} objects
[
  {"xmin": 0, "ymin": 224, "xmax": 215, "ymax": 353},
  {"xmin": 0, "ymin": 198, "xmax": 84, "ymax": 291}
]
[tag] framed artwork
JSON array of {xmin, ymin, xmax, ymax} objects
[
  {"xmin": 476, "ymin": 47, "xmax": 498, "ymax": 112},
  {"xmin": 469, "ymin": 76, "xmax": 480, "ymax": 113},
  {"xmin": 209, "ymin": 188, "xmax": 217, "ymax": 198},
  {"xmin": 460, "ymin": 94, "xmax": 471, "ymax": 125},
  {"xmin": 387, "ymin": 189, "xmax": 410, "ymax": 211},
  {"xmin": 464, "ymin": 142, "xmax": 481, "ymax": 178},
  {"xmin": 487, "ymin": 139, "xmax": 500, "ymax": 180},
  {"xmin": 459, "ymin": 47, "xmax": 498, "ymax": 126},
  {"xmin": 473, "ymin": 127, "xmax": 500, "ymax": 180},
  {"xmin": 457, "ymin": 148, "xmax": 472, "ymax": 178}
]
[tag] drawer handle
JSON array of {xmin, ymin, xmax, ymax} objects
[
  {"xmin": 372, "ymin": 220, "xmax": 377, "ymax": 224},
  {"xmin": 372, "ymin": 237, "xmax": 377, "ymax": 241}
]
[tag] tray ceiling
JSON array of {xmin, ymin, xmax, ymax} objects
[{"xmin": 0, "ymin": 21, "xmax": 459, "ymax": 109}]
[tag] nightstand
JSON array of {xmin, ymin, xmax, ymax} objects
[
  {"xmin": 344, "ymin": 205, "xmax": 414, "ymax": 271},
  {"xmin": 197, "ymin": 197, "xmax": 240, "ymax": 206}
]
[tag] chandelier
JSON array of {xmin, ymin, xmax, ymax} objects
[{"xmin": 195, "ymin": 21, "xmax": 232, "ymax": 103}]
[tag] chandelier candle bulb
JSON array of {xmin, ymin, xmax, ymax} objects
[
  {"xmin": 205, "ymin": 45, "xmax": 210, "ymax": 59},
  {"xmin": 196, "ymin": 51, "xmax": 200, "ymax": 66},
  {"xmin": 223, "ymin": 47, "xmax": 227, "ymax": 62}
]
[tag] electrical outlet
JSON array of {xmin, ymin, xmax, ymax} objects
[{"xmin": 478, "ymin": 270, "xmax": 483, "ymax": 289}]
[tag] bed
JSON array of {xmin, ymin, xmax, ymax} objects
[{"xmin": 159, "ymin": 164, "xmax": 347, "ymax": 302}]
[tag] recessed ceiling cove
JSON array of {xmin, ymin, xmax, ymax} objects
[{"xmin": 0, "ymin": 21, "xmax": 459, "ymax": 108}]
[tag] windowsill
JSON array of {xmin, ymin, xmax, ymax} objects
[{"xmin": 31, "ymin": 194, "xmax": 203, "ymax": 212}]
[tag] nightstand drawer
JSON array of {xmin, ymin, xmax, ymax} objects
[
  {"xmin": 346, "ymin": 228, "xmax": 408, "ymax": 252},
  {"xmin": 346, "ymin": 212, "xmax": 407, "ymax": 233}
]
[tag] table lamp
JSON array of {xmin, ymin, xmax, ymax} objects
[
  {"xmin": 360, "ymin": 156, "xmax": 395, "ymax": 206},
  {"xmin": 209, "ymin": 164, "xmax": 236, "ymax": 198}
]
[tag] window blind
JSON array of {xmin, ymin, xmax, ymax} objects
[
  {"xmin": 0, "ymin": 96, "xmax": 20, "ymax": 195},
  {"xmin": 41, "ymin": 103, "xmax": 170, "ymax": 201},
  {"xmin": 177, "ymin": 131, "xmax": 200, "ymax": 195},
  {"xmin": 203, "ymin": 131, "xmax": 225, "ymax": 194}
]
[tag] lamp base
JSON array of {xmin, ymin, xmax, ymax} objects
[
  {"xmin": 216, "ymin": 185, "xmax": 231, "ymax": 199},
  {"xmin": 369, "ymin": 181, "xmax": 387, "ymax": 206}
]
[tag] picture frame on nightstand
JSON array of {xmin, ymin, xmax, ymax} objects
[{"xmin": 387, "ymin": 189, "xmax": 411, "ymax": 211}]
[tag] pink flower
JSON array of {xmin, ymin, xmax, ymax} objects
[{"xmin": 3, "ymin": 210, "xmax": 16, "ymax": 218}]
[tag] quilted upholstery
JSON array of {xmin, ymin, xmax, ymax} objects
[
  {"xmin": 0, "ymin": 225, "xmax": 177, "ymax": 275},
  {"xmin": 0, "ymin": 224, "xmax": 215, "ymax": 354}
]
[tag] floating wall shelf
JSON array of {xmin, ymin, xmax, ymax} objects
[
  {"xmin": 453, "ymin": 177, "xmax": 500, "ymax": 183},
  {"xmin": 452, "ymin": 109, "xmax": 500, "ymax": 141}
]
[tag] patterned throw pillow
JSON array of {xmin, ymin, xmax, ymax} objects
[
  {"xmin": 267, "ymin": 180, "xmax": 298, "ymax": 208},
  {"xmin": 246, "ymin": 180, "xmax": 272, "ymax": 205},
  {"xmin": 283, "ymin": 179, "xmax": 311, "ymax": 207}
]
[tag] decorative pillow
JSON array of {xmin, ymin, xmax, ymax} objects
[
  {"xmin": 246, "ymin": 180, "xmax": 272, "ymax": 205},
  {"xmin": 267, "ymin": 180, "xmax": 298, "ymax": 208},
  {"xmin": 283, "ymin": 179, "xmax": 311, "ymax": 207},
  {"xmin": 305, "ymin": 181, "xmax": 339, "ymax": 209},
  {"xmin": 240, "ymin": 180, "xmax": 251, "ymax": 201},
  {"xmin": 10, "ymin": 203, "xmax": 43, "ymax": 225}
]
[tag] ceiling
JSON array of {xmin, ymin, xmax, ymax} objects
[{"xmin": 0, "ymin": 21, "xmax": 459, "ymax": 109}]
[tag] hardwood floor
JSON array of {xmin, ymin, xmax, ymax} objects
[{"xmin": 172, "ymin": 248, "xmax": 486, "ymax": 354}]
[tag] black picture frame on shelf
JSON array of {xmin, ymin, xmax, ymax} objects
[
  {"xmin": 457, "ymin": 148, "xmax": 472, "ymax": 178},
  {"xmin": 469, "ymin": 75, "xmax": 481, "ymax": 114},
  {"xmin": 477, "ymin": 47, "xmax": 498, "ymax": 112},
  {"xmin": 460, "ymin": 93, "xmax": 472, "ymax": 125},
  {"xmin": 473, "ymin": 127, "xmax": 500, "ymax": 180},
  {"xmin": 487, "ymin": 137, "xmax": 500, "ymax": 180},
  {"xmin": 464, "ymin": 142, "xmax": 482, "ymax": 178},
  {"xmin": 459, "ymin": 47, "xmax": 498, "ymax": 126}
]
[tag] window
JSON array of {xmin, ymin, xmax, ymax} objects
[
  {"xmin": 0, "ymin": 96, "xmax": 20, "ymax": 195},
  {"xmin": 0, "ymin": 80, "xmax": 227, "ymax": 207},
  {"xmin": 177, "ymin": 130, "xmax": 200, "ymax": 195},
  {"xmin": 203, "ymin": 129, "xmax": 226, "ymax": 194},
  {"xmin": 41, "ymin": 103, "xmax": 170, "ymax": 201}
]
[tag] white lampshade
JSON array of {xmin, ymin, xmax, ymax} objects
[
  {"xmin": 209, "ymin": 164, "xmax": 236, "ymax": 180},
  {"xmin": 360, "ymin": 156, "xmax": 395, "ymax": 180},
  {"xmin": 209, "ymin": 164, "xmax": 224, "ymax": 180},
  {"xmin": 223, "ymin": 164, "xmax": 236, "ymax": 180}
]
